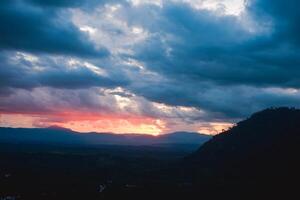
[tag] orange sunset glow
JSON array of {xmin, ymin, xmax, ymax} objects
[
  {"xmin": 0, "ymin": 111, "xmax": 232, "ymax": 135},
  {"xmin": 0, "ymin": 112, "xmax": 164, "ymax": 135}
]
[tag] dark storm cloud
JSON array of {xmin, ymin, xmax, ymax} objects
[
  {"xmin": 0, "ymin": 52, "xmax": 128, "ymax": 93},
  {"xmin": 129, "ymin": 1, "xmax": 300, "ymax": 88},
  {"xmin": 121, "ymin": 0, "xmax": 300, "ymax": 118},
  {"xmin": 27, "ymin": 0, "xmax": 117, "ymax": 8},
  {"xmin": 249, "ymin": 0, "xmax": 300, "ymax": 44},
  {"xmin": 0, "ymin": 87, "xmax": 117, "ymax": 116},
  {"xmin": 0, "ymin": 0, "xmax": 109, "ymax": 57},
  {"xmin": 27, "ymin": 0, "xmax": 87, "ymax": 8},
  {"xmin": 131, "ymin": 80, "xmax": 300, "ymax": 120}
]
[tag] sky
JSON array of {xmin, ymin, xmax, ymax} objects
[{"xmin": 0, "ymin": 0, "xmax": 300, "ymax": 135}]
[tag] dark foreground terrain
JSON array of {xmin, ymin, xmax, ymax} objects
[
  {"xmin": 0, "ymin": 129, "xmax": 209, "ymax": 199},
  {"xmin": 0, "ymin": 143, "xmax": 198, "ymax": 200},
  {"xmin": 1, "ymin": 107, "xmax": 300, "ymax": 199}
]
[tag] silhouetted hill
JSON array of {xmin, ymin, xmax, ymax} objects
[
  {"xmin": 0, "ymin": 127, "xmax": 211, "ymax": 147},
  {"xmin": 189, "ymin": 107, "xmax": 300, "ymax": 163},
  {"xmin": 182, "ymin": 107, "xmax": 300, "ymax": 195}
]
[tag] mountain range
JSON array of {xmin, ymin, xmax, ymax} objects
[{"xmin": 0, "ymin": 126, "xmax": 211, "ymax": 147}]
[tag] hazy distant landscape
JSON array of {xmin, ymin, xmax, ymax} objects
[{"xmin": 0, "ymin": 127, "xmax": 211, "ymax": 147}]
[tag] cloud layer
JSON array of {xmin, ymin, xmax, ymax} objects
[{"xmin": 1, "ymin": 0, "xmax": 300, "ymax": 134}]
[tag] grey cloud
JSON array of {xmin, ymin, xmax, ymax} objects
[
  {"xmin": 0, "ymin": 52, "xmax": 129, "ymax": 93},
  {"xmin": 118, "ymin": 0, "xmax": 300, "ymax": 119},
  {"xmin": 129, "ymin": 2, "xmax": 300, "ymax": 88},
  {"xmin": 0, "ymin": 0, "xmax": 109, "ymax": 57},
  {"xmin": 131, "ymin": 79, "xmax": 300, "ymax": 120},
  {"xmin": 0, "ymin": 87, "xmax": 116, "ymax": 115}
]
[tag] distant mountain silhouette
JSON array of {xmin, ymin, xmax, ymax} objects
[
  {"xmin": 156, "ymin": 131, "xmax": 210, "ymax": 144},
  {"xmin": 0, "ymin": 127, "xmax": 211, "ymax": 147},
  {"xmin": 181, "ymin": 107, "xmax": 300, "ymax": 195}
]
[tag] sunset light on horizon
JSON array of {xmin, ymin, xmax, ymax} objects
[{"xmin": 0, "ymin": 112, "xmax": 233, "ymax": 135}]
